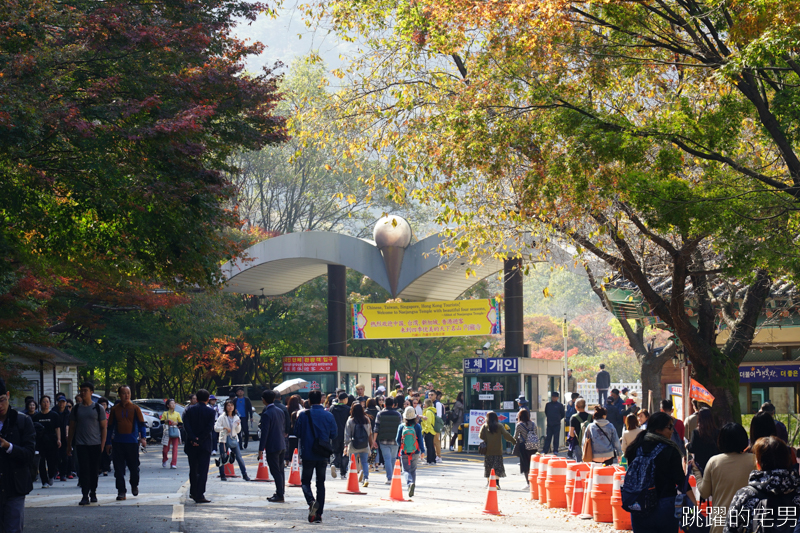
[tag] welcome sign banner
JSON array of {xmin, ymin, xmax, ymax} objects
[{"xmin": 352, "ymin": 299, "xmax": 501, "ymax": 340}]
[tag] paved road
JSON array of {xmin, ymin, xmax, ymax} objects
[{"xmin": 25, "ymin": 447, "xmax": 607, "ymax": 533}]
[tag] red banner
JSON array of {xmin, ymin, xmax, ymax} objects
[{"xmin": 283, "ymin": 356, "xmax": 338, "ymax": 373}]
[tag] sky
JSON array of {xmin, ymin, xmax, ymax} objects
[{"xmin": 234, "ymin": 2, "xmax": 354, "ymax": 76}]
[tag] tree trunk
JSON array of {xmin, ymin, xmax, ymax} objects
[{"xmin": 640, "ymin": 342, "xmax": 677, "ymax": 412}]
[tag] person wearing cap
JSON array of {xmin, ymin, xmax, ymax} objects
[
  {"xmin": 0, "ymin": 378, "xmax": 36, "ymax": 530},
  {"xmin": 567, "ymin": 369, "xmax": 577, "ymax": 394},
  {"xmin": 234, "ymin": 388, "xmax": 253, "ymax": 449},
  {"xmin": 619, "ymin": 387, "xmax": 630, "ymax": 402},
  {"xmin": 517, "ymin": 395, "xmax": 529, "ymax": 409},
  {"xmin": 390, "ymin": 384, "xmax": 402, "ymax": 398},
  {"xmin": 396, "ymin": 405, "xmax": 425, "ymax": 497},
  {"xmin": 55, "ymin": 394, "xmax": 70, "ymax": 481},
  {"xmin": 330, "ymin": 392, "xmax": 350, "ymax": 479},
  {"xmin": 543, "ymin": 391, "xmax": 565, "ymax": 455}
]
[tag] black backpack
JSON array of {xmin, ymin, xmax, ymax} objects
[
  {"xmin": 749, "ymin": 489, "xmax": 797, "ymax": 533},
  {"xmin": 351, "ymin": 423, "xmax": 369, "ymax": 449},
  {"xmin": 621, "ymin": 443, "xmax": 667, "ymax": 513}
]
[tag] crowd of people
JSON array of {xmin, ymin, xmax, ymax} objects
[{"xmin": 478, "ymin": 364, "xmax": 800, "ymax": 533}]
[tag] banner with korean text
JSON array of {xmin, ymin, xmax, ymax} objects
[{"xmin": 352, "ymin": 299, "xmax": 501, "ymax": 340}]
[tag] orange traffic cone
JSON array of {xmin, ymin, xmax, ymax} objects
[
  {"xmin": 253, "ymin": 451, "xmax": 273, "ymax": 482},
  {"xmin": 338, "ymin": 454, "xmax": 367, "ymax": 495},
  {"xmin": 223, "ymin": 462, "xmax": 239, "ymax": 478},
  {"xmin": 483, "ymin": 468, "xmax": 502, "ymax": 515},
  {"xmin": 579, "ymin": 463, "xmax": 595, "ymax": 519},
  {"xmin": 382, "ymin": 459, "xmax": 411, "ymax": 502},
  {"xmin": 571, "ymin": 470, "xmax": 586, "ymax": 516},
  {"xmin": 287, "ymin": 448, "xmax": 302, "ymax": 487}
]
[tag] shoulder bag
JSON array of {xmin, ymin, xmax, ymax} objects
[
  {"xmin": 308, "ymin": 409, "xmax": 334, "ymax": 457},
  {"xmin": 582, "ymin": 427, "xmax": 594, "ymax": 463}
]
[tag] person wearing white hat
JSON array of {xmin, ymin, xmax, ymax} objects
[{"xmin": 395, "ymin": 406, "xmax": 425, "ymax": 497}]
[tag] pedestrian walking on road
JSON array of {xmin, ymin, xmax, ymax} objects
[
  {"xmin": 344, "ymin": 403, "xmax": 374, "ymax": 487},
  {"xmin": 543, "ymin": 391, "xmax": 564, "ymax": 454},
  {"xmin": 698, "ymin": 423, "xmax": 753, "ymax": 533},
  {"xmin": 161, "ymin": 399, "xmax": 182, "ymax": 469},
  {"xmin": 623, "ymin": 411, "xmax": 689, "ymax": 533},
  {"xmin": 183, "ymin": 389, "xmax": 216, "ymax": 504},
  {"xmin": 67, "ymin": 382, "xmax": 107, "ymax": 506},
  {"xmin": 106, "ymin": 386, "xmax": 147, "ymax": 501},
  {"xmin": 726, "ymin": 436, "xmax": 800, "ymax": 533},
  {"xmin": 54, "ymin": 394, "xmax": 70, "ymax": 482},
  {"xmin": 0, "ymin": 378, "xmax": 36, "ymax": 531},
  {"xmin": 295, "ymin": 390, "xmax": 337, "ymax": 524},
  {"xmin": 375, "ymin": 396, "xmax": 401, "ymax": 484},
  {"xmin": 569, "ymin": 398, "xmax": 592, "ymax": 461},
  {"xmin": 216, "ymin": 399, "xmax": 250, "ymax": 482},
  {"xmin": 329, "ymin": 392, "xmax": 350, "ymax": 479},
  {"xmin": 582, "ymin": 406, "xmax": 621, "ymax": 466},
  {"xmin": 32, "ymin": 395, "xmax": 61, "ymax": 488},
  {"xmin": 514, "ymin": 408, "xmax": 538, "ymax": 485},
  {"xmin": 259, "ymin": 390, "xmax": 285, "ymax": 500},
  {"xmin": 396, "ymin": 406, "xmax": 425, "ymax": 497},
  {"xmin": 449, "ymin": 392, "xmax": 465, "ymax": 451},
  {"xmin": 595, "ymin": 364, "xmax": 611, "ymax": 405},
  {"xmin": 234, "ymin": 388, "xmax": 253, "ymax": 449},
  {"xmin": 287, "ymin": 394, "xmax": 302, "ymax": 461},
  {"xmin": 96, "ymin": 397, "xmax": 112, "ymax": 477},
  {"xmin": 421, "ymin": 399, "xmax": 438, "ymax": 466},
  {"xmin": 272, "ymin": 391, "xmax": 290, "ymax": 465},
  {"xmin": 479, "ymin": 411, "xmax": 514, "ymax": 489}
]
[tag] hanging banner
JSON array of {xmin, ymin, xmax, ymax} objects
[
  {"xmin": 282, "ymin": 356, "xmax": 338, "ymax": 373},
  {"xmin": 352, "ymin": 299, "xmax": 502, "ymax": 340}
]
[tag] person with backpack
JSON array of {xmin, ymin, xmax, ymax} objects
[
  {"xmin": 569, "ymin": 399, "xmax": 592, "ymax": 462},
  {"xmin": 330, "ymin": 392, "xmax": 350, "ymax": 479},
  {"xmin": 514, "ymin": 408, "xmax": 538, "ymax": 485},
  {"xmin": 375, "ymin": 396, "xmax": 402, "ymax": 484},
  {"xmin": 699, "ymin": 423, "xmax": 754, "ymax": 533},
  {"xmin": 449, "ymin": 392, "xmax": 465, "ymax": 451},
  {"xmin": 67, "ymin": 381, "xmax": 108, "ymax": 506},
  {"xmin": 396, "ymin": 405, "xmax": 425, "ymax": 497},
  {"xmin": 344, "ymin": 403, "xmax": 374, "ymax": 487},
  {"xmin": 622, "ymin": 411, "xmax": 690, "ymax": 533},
  {"xmin": 0, "ymin": 378, "xmax": 36, "ymax": 532},
  {"xmin": 582, "ymin": 406, "xmax": 621, "ymax": 466},
  {"xmin": 479, "ymin": 411, "xmax": 515, "ymax": 489},
  {"xmin": 295, "ymin": 390, "xmax": 337, "ymax": 524},
  {"xmin": 32, "ymin": 395, "xmax": 61, "ymax": 488},
  {"xmin": 421, "ymin": 399, "xmax": 438, "ymax": 466},
  {"xmin": 726, "ymin": 436, "xmax": 800, "ymax": 533}
]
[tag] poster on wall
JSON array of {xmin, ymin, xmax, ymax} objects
[
  {"xmin": 352, "ymin": 299, "xmax": 502, "ymax": 340},
  {"xmin": 468, "ymin": 410, "xmax": 488, "ymax": 445}
]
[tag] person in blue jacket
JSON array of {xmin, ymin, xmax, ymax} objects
[{"xmin": 294, "ymin": 390, "xmax": 337, "ymax": 524}]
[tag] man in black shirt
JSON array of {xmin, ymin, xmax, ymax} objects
[
  {"xmin": 595, "ymin": 364, "xmax": 611, "ymax": 405},
  {"xmin": 543, "ymin": 392, "xmax": 565, "ymax": 454},
  {"xmin": 54, "ymin": 394, "xmax": 70, "ymax": 481},
  {"xmin": 568, "ymin": 399, "xmax": 591, "ymax": 462},
  {"xmin": 32, "ymin": 395, "xmax": 61, "ymax": 488},
  {"xmin": 0, "ymin": 378, "xmax": 36, "ymax": 531}
]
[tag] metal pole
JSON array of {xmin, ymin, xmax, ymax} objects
[{"xmin": 563, "ymin": 315, "xmax": 568, "ymax": 399}]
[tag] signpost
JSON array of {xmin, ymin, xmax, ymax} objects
[{"xmin": 352, "ymin": 299, "xmax": 502, "ymax": 339}]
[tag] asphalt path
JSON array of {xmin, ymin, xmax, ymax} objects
[{"xmin": 26, "ymin": 445, "xmax": 608, "ymax": 533}]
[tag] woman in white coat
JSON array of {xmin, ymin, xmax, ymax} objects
[{"xmin": 215, "ymin": 399, "xmax": 250, "ymax": 481}]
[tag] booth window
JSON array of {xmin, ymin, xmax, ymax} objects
[{"xmin": 465, "ymin": 375, "xmax": 520, "ymax": 412}]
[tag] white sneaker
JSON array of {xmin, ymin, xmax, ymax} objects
[
  {"xmin": 41, "ymin": 484, "xmax": 48, "ymax": 489},
  {"xmin": 211, "ymin": 451, "xmax": 218, "ymax": 456},
  {"xmin": 330, "ymin": 464, "xmax": 337, "ymax": 478},
  {"xmin": 162, "ymin": 461, "xmax": 168, "ymax": 468},
  {"xmin": 435, "ymin": 457, "xmax": 442, "ymax": 463},
  {"xmin": 170, "ymin": 465, "xmax": 177, "ymax": 470},
  {"xmin": 385, "ymin": 480, "xmax": 391, "ymax": 485}
]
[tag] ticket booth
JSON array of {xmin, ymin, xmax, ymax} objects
[
  {"xmin": 462, "ymin": 357, "xmax": 568, "ymax": 452},
  {"xmin": 282, "ymin": 355, "xmax": 390, "ymax": 398}
]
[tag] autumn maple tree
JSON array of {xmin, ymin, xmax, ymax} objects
[{"xmin": 306, "ymin": 0, "xmax": 800, "ymax": 421}]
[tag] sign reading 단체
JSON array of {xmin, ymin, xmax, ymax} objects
[{"xmin": 352, "ymin": 299, "xmax": 502, "ymax": 340}]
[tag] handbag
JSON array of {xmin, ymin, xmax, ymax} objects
[
  {"xmin": 168, "ymin": 426, "xmax": 180, "ymax": 439},
  {"xmin": 582, "ymin": 435, "xmax": 594, "ymax": 463},
  {"xmin": 308, "ymin": 409, "xmax": 334, "ymax": 457},
  {"xmin": 479, "ymin": 441, "xmax": 487, "ymax": 455}
]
